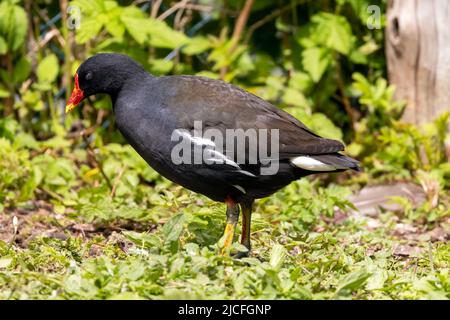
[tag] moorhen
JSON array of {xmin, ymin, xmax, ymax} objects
[{"xmin": 66, "ymin": 53, "xmax": 359, "ymax": 256}]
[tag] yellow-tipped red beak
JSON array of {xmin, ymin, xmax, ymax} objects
[
  {"xmin": 66, "ymin": 73, "xmax": 84, "ymax": 113},
  {"xmin": 65, "ymin": 103, "xmax": 77, "ymax": 113}
]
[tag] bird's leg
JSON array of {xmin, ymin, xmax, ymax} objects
[
  {"xmin": 240, "ymin": 200, "xmax": 254, "ymax": 251},
  {"xmin": 220, "ymin": 198, "xmax": 240, "ymax": 256},
  {"xmin": 234, "ymin": 199, "xmax": 254, "ymax": 258}
]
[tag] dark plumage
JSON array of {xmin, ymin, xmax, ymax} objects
[{"xmin": 67, "ymin": 53, "xmax": 360, "ymax": 256}]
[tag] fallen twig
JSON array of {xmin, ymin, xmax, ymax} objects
[{"xmin": 110, "ymin": 165, "xmax": 127, "ymax": 199}]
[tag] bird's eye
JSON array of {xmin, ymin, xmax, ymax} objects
[{"xmin": 85, "ymin": 72, "xmax": 93, "ymax": 81}]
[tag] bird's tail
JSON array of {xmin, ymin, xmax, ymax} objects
[
  {"xmin": 290, "ymin": 153, "xmax": 361, "ymax": 172},
  {"xmin": 312, "ymin": 153, "xmax": 361, "ymax": 172}
]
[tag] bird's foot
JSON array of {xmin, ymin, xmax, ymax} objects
[
  {"xmin": 232, "ymin": 250, "xmax": 250, "ymax": 259},
  {"xmin": 219, "ymin": 222, "xmax": 236, "ymax": 256}
]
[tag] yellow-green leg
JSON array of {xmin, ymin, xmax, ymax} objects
[{"xmin": 220, "ymin": 200, "xmax": 240, "ymax": 256}]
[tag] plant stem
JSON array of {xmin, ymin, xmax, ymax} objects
[
  {"xmin": 59, "ymin": 0, "xmax": 73, "ymax": 103},
  {"xmin": 4, "ymin": 53, "xmax": 15, "ymax": 117},
  {"xmin": 245, "ymin": 4, "xmax": 292, "ymax": 44},
  {"xmin": 82, "ymin": 132, "xmax": 113, "ymax": 191},
  {"xmin": 220, "ymin": 0, "xmax": 255, "ymax": 79},
  {"xmin": 334, "ymin": 54, "xmax": 356, "ymax": 130}
]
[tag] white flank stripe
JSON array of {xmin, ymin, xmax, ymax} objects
[
  {"xmin": 291, "ymin": 156, "xmax": 337, "ymax": 171},
  {"xmin": 233, "ymin": 185, "xmax": 246, "ymax": 194},
  {"xmin": 205, "ymin": 149, "xmax": 240, "ymax": 168},
  {"xmin": 237, "ymin": 170, "xmax": 256, "ymax": 177},
  {"xmin": 204, "ymin": 150, "xmax": 256, "ymax": 177},
  {"xmin": 174, "ymin": 129, "xmax": 257, "ymax": 177},
  {"xmin": 191, "ymin": 136, "xmax": 216, "ymax": 147},
  {"xmin": 176, "ymin": 130, "xmax": 216, "ymax": 147}
]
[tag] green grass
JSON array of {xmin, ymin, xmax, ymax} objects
[
  {"xmin": 0, "ymin": 153, "xmax": 448, "ymax": 299},
  {"xmin": 0, "ymin": 121, "xmax": 448, "ymax": 299}
]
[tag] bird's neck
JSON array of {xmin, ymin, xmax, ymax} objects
[{"xmin": 110, "ymin": 71, "xmax": 154, "ymax": 109}]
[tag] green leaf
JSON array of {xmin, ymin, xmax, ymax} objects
[
  {"xmin": 123, "ymin": 231, "xmax": 162, "ymax": 249},
  {"xmin": 32, "ymin": 82, "xmax": 53, "ymax": 91},
  {"xmin": 302, "ymin": 47, "xmax": 331, "ymax": 82},
  {"xmin": 120, "ymin": 7, "xmax": 147, "ymax": 44},
  {"xmin": 75, "ymin": 17, "xmax": 104, "ymax": 44},
  {"xmin": 182, "ymin": 36, "xmax": 211, "ymax": 55},
  {"xmin": 20, "ymin": 165, "xmax": 42, "ymax": 200},
  {"xmin": 121, "ymin": 16, "xmax": 147, "ymax": 44},
  {"xmin": 282, "ymin": 88, "xmax": 309, "ymax": 109},
  {"xmin": 311, "ymin": 13, "xmax": 354, "ymax": 54},
  {"xmin": 269, "ymin": 244, "xmax": 287, "ymax": 270},
  {"xmin": 37, "ymin": 54, "xmax": 59, "ymax": 84},
  {"xmin": 366, "ymin": 269, "xmax": 388, "ymax": 290},
  {"xmin": 146, "ymin": 19, "xmax": 189, "ymax": 49},
  {"xmin": 308, "ymin": 113, "xmax": 343, "ymax": 140},
  {"xmin": 0, "ymin": 36, "xmax": 6, "ymax": 54},
  {"xmin": 10, "ymin": 3, "xmax": 27, "ymax": 51},
  {"xmin": 298, "ymin": 12, "xmax": 354, "ymax": 55},
  {"xmin": 162, "ymin": 213, "xmax": 185, "ymax": 243},
  {"xmin": 12, "ymin": 56, "xmax": 31, "ymax": 84},
  {"xmin": 335, "ymin": 269, "xmax": 371, "ymax": 296},
  {"xmin": 0, "ymin": 1, "xmax": 27, "ymax": 52},
  {"xmin": 149, "ymin": 59, "xmax": 174, "ymax": 75},
  {"xmin": 289, "ymin": 71, "xmax": 313, "ymax": 92},
  {"xmin": 121, "ymin": 8, "xmax": 189, "ymax": 49},
  {"xmin": 337, "ymin": 0, "xmax": 379, "ymax": 25},
  {"xmin": 0, "ymin": 85, "xmax": 9, "ymax": 98},
  {"xmin": 108, "ymin": 292, "xmax": 144, "ymax": 300},
  {"xmin": 104, "ymin": 7, "xmax": 125, "ymax": 38},
  {"xmin": 71, "ymin": 0, "xmax": 104, "ymax": 15},
  {"xmin": 0, "ymin": 257, "xmax": 12, "ymax": 269}
]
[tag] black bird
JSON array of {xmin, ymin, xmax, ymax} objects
[{"xmin": 66, "ymin": 53, "xmax": 360, "ymax": 256}]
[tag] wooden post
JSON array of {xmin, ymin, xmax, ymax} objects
[{"xmin": 386, "ymin": 0, "xmax": 450, "ymax": 125}]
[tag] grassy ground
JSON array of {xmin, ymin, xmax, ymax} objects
[{"xmin": 0, "ymin": 140, "xmax": 448, "ymax": 299}]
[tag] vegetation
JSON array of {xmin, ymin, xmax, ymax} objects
[{"xmin": 0, "ymin": 0, "xmax": 448, "ymax": 299}]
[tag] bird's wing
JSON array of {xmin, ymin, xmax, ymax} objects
[{"xmin": 160, "ymin": 75, "xmax": 344, "ymax": 161}]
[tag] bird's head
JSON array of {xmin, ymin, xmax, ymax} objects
[{"xmin": 66, "ymin": 53, "xmax": 145, "ymax": 113}]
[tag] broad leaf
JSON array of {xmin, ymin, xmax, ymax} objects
[
  {"xmin": 311, "ymin": 13, "xmax": 354, "ymax": 54},
  {"xmin": 302, "ymin": 47, "xmax": 332, "ymax": 82},
  {"xmin": 0, "ymin": 0, "xmax": 27, "ymax": 52},
  {"xmin": 13, "ymin": 56, "xmax": 31, "ymax": 85},
  {"xmin": 37, "ymin": 54, "xmax": 59, "ymax": 84}
]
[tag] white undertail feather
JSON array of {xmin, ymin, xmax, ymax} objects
[{"xmin": 290, "ymin": 156, "xmax": 345, "ymax": 171}]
